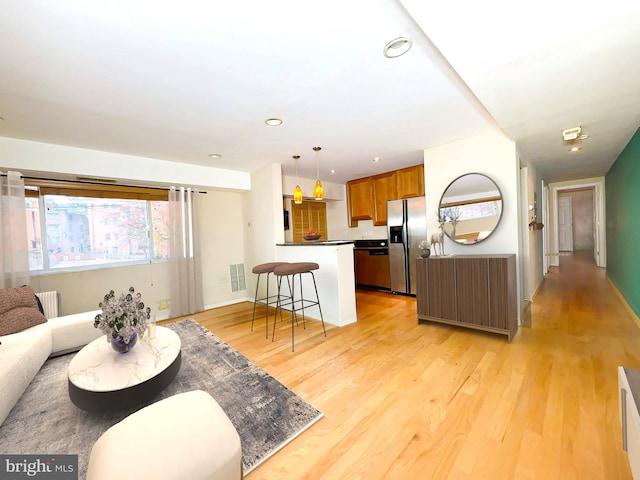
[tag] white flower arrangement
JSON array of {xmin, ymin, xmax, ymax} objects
[
  {"xmin": 94, "ymin": 287, "xmax": 151, "ymax": 344},
  {"xmin": 418, "ymin": 239, "xmax": 431, "ymax": 250}
]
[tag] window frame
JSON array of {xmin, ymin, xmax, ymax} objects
[{"xmin": 25, "ymin": 179, "xmax": 170, "ymax": 275}]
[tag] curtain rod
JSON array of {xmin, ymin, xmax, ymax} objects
[{"xmin": 0, "ymin": 174, "xmax": 207, "ymax": 194}]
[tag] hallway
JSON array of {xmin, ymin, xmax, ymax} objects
[{"xmin": 184, "ymin": 251, "xmax": 640, "ymax": 479}]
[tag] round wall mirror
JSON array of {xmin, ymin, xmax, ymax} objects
[{"xmin": 438, "ymin": 173, "xmax": 503, "ymax": 244}]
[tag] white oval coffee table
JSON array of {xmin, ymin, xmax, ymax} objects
[{"xmin": 68, "ymin": 326, "xmax": 181, "ymax": 412}]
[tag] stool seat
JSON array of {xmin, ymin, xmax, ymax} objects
[
  {"xmin": 273, "ymin": 262, "xmax": 319, "ymax": 276},
  {"xmin": 252, "ymin": 262, "xmax": 287, "ymax": 274},
  {"xmin": 251, "ymin": 262, "xmax": 290, "ymax": 338}
]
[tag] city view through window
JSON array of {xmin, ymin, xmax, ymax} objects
[{"xmin": 26, "ymin": 195, "xmax": 169, "ymax": 271}]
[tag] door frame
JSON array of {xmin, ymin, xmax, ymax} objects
[{"xmin": 548, "ymin": 177, "xmax": 606, "ymax": 268}]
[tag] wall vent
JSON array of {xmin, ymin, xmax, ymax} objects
[{"xmin": 229, "ymin": 263, "xmax": 246, "ymax": 292}]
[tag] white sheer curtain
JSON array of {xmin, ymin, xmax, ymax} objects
[
  {"xmin": 169, "ymin": 186, "xmax": 204, "ymax": 317},
  {"xmin": 0, "ymin": 171, "xmax": 29, "ymax": 288}
]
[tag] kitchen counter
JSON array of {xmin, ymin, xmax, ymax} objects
[
  {"xmin": 275, "ymin": 242, "xmax": 356, "ymax": 327},
  {"xmin": 276, "ymin": 240, "xmax": 355, "ymax": 246}
]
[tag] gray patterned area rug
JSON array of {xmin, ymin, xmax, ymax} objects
[{"xmin": 0, "ymin": 319, "xmax": 323, "ymax": 477}]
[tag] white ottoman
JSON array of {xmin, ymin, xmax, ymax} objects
[{"xmin": 86, "ymin": 390, "xmax": 243, "ymax": 480}]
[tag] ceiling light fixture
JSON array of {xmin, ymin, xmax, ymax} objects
[
  {"xmin": 562, "ymin": 126, "xmax": 582, "ymax": 141},
  {"xmin": 383, "ymin": 37, "xmax": 413, "ymax": 58},
  {"xmin": 265, "ymin": 118, "xmax": 283, "ymax": 126},
  {"xmin": 313, "ymin": 147, "xmax": 324, "ymax": 201},
  {"xmin": 208, "ymin": 153, "xmax": 222, "ymax": 159},
  {"xmin": 330, "ymin": 169, "xmax": 336, "ymax": 174},
  {"xmin": 373, "ymin": 157, "xmax": 381, "ymax": 163},
  {"xmin": 293, "ymin": 155, "xmax": 303, "ymax": 204},
  {"xmin": 570, "ymin": 146, "xmax": 582, "ymax": 152}
]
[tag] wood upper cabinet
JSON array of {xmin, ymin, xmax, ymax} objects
[
  {"xmin": 346, "ymin": 177, "xmax": 374, "ymax": 227},
  {"xmin": 372, "ymin": 171, "xmax": 397, "ymax": 226},
  {"xmin": 395, "ymin": 164, "xmax": 424, "ymax": 199},
  {"xmin": 347, "ymin": 163, "xmax": 423, "ymax": 227}
]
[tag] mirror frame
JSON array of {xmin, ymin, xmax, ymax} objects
[{"xmin": 438, "ymin": 173, "xmax": 503, "ymax": 245}]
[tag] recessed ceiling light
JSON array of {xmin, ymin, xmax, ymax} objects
[
  {"xmin": 208, "ymin": 153, "xmax": 222, "ymax": 159},
  {"xmin": 265, "ymin": 118, "xmax": 283, "ymax": 126},
  {"xmin": 330, "ymin": 169, "xmax": 336, "ymax": 174},
  {"xmin": 383, "ymin": 37, "xmax": 413, "ymax": 58},
  {"xmin": 570, "ymin": 146, "xmax": 582, "ymax": 152},
  {"xmin": 373, "ymin": 157, "xmax": 381, "ymax": 163}
]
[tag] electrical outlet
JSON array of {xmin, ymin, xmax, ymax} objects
[{"xmin": 157, "ymin": 299, "xmax": 170, "ymax": 311}]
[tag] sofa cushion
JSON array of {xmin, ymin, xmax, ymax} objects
[
  {"xmin": 0, "ymin": 322, "xmax": 52, "ymax": 426},
  {"xmin": 0, "ymin": 286, "xmax": 47, "ymax": 336},
  {"xmin": 49, "ymin": 309, "xmax": 103, "ymax": 357}
]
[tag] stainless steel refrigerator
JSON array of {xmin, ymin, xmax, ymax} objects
[{"xmin": 387, "ymin": 196, "xmax": 427, "ymax": 295}]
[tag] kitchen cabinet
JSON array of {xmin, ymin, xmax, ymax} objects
[
  {"xmin": 396, "ymin": 164, "xmax": 424, "ymax": 199},
  {"xmin": 354, "ymin": 250, "xmax": 391, "ymax": 290},
  {"xmin": 372, "ymin": 171, "xmax": 397, "ymax": 226},
  {"xmin": 346, "ymin": 177, "xmax": 374, "ymax": 227},
  {"xmin": 347, "ymin": 164, "xmax": 424, "ymax": 227},
  {"xmin": 416, "ymin": 255, "xmax": 517, "ymax": 341}
]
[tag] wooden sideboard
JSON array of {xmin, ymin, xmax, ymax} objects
[{"xmin": 415, "ymin": 254, "xmax": 517, "ymax": 341}]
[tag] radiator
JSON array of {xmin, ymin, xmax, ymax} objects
[{"xmin": 36, "ymin": 291, "xmax": 60, "ymax": 319}]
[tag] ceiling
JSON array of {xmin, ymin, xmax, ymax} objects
[{"xmin": 1, "ymin": 0, "xmax": 639, "ymax": 186}]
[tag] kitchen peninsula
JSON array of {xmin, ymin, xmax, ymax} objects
[{"xmin": 276, "ymin": 241, "xmax": 356, "ymax": 327}]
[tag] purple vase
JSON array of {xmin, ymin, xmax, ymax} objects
[{"xmin": 110, "ymin": 332, "xmax": 137, "ymax": 353}]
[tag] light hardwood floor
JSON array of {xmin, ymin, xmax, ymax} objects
[{"xmin": 169, "ymin": 252, "xmax": 640, "ymax": 479}]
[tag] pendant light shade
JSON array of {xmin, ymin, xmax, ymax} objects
[
  {"xmin": 293, "ymin": 155, "xmax": 303, "ymax": 204},
  {"xmin": 313, "ymin": 146, "xmax": 324, "ymax": 201}
]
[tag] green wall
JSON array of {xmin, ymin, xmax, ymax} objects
[{"xmin": 606, "ymin": 128, "xmax": 640, "ymax": 317}]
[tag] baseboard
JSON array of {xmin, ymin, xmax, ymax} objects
[
  {"xmin": 531, "ymin": 277, "xmax": 545, "ymax": 302},
  {"xmin": 156, "ymin": 297, "xmax": 253, "ymax": 322},
  {"xmin": 204, "ymin": 296, "xmax": 253, "ymax": 310},
  {"xmin": 608, "ymin": 275, "xmax": 640, "ymax": 329}
]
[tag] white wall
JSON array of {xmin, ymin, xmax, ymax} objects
[
  {"xmin": 423, "ymin": 131, "xmax": 522, "ymax": 319},
  {"xmin": 526, "ymin": 164, "xmax": 545, "ymax": 299},
  {"xmin": 198, "ymin": 190, "xmax": 248, "ymax": 308},
  {"xmin": 243, "ymin": 163, "xmax": 285, "ymax": 299},
  {"xmin": 30, "ymin": 263, "xmax": 170, "ymax": 318},
  {"xmin": 0, "ymin": 136, "xmax": 250, "ymax": 191}
]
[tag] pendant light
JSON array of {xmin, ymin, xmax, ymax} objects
[
  {"xmin": 313, "ymin": 146, "xmax": 324, "ymax": 201},
  {"xmin": 293, "ymin": 155, "xmax": 303, "ymax": 204}
]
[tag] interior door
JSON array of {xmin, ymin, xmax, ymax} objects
[
  {"xmin": 542, "ymin": 181, "xmax": 549, "ymax": 274},
  {"xmin": 558, "ymin": 195, "xmax": 573, "ymax": 252}
]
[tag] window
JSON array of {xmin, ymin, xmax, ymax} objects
[
  {"xmin": 291, "ymin": 201, "xmax": 327, "ymax": 242},
  {"xmin": 25, "ymin": 180, "xmax": 169, "ymax": 272}
]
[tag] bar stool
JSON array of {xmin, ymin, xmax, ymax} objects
[
  {"xmin": 251, "ymin": 262, "xmax": 289, "ymax": 338},
  {"xmin": 272, "ymin": 262, "xmax": 327, "ymax": 352}
]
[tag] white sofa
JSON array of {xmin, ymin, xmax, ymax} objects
[{"xmin": 0, "ymin": 308, "xmax": 103, "ymax": 426}]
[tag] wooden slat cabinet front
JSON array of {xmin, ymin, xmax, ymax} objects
[{"xmin": 416, "ymin": 255, "xmax": 517, "ymax": 341}]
